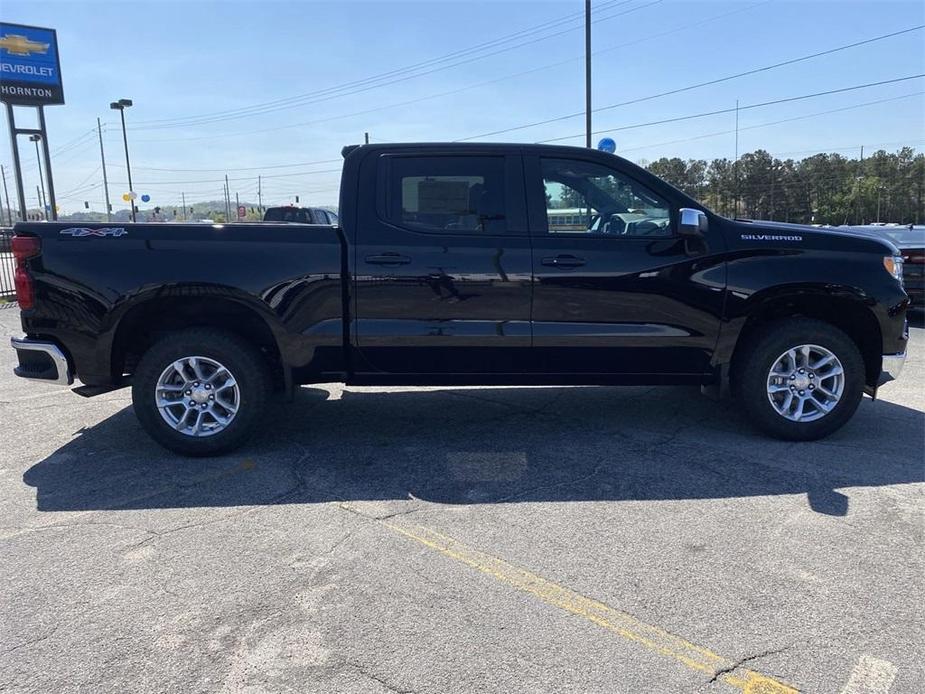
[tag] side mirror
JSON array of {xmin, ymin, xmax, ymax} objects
[{"xmin": 679, "ymin": 208, "xmax": 708, "ymax": 237}]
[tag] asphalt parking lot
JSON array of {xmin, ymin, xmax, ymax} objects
[{"xmin": 1, "ymin": 304, "xmax": 922, "ymax": 694}]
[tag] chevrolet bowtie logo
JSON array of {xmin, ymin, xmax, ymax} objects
[{"xmin": 0, "ymin": 34, "xmax": 50, "ymax": 57}]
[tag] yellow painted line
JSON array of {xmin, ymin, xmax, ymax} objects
[{"xmin": 382, "ymin": 521, "xmax": 797, "ymax": 694}]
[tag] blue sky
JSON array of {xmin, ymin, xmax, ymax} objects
[{"xmin": 1, "ymin": 0, "xmax": 923, "ymax": 214}]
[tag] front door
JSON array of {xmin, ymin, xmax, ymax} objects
[
  {"xmin": 525, "ymin": 154, "xmax": 726, "ymax": 376},
  {"xmin": 353, "ymin": 151, "xmax": 533, "ymax": 375}
]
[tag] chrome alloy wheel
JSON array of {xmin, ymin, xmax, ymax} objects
[
  {"xmin": 766, "ymin": 344, "xmax": 845, "ymax": 423},
  {"xmin": 154, "ymin": 356, "xmax": 240, "ymax": 437}
]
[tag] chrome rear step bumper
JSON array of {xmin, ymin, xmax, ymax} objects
[{"xmin": 10, "ymin": 336, "xmax": 73, "ymax": 386}]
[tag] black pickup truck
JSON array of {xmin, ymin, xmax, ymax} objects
[{"xmin": 9, "ymin": 143, "xmax": 910, "ymax": 455}]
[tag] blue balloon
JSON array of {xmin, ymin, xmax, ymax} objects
[
  {"xmin": 597, "ymin": 137, "xmax": 616, "ymax": 154},
  {"xmin": 141, "ymin": 194, "xmax": 151, "ymax": 203}
]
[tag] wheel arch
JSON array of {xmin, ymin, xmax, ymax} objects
[
  {"xmin": 726, "ymin": 288, "xmax": 882, "ymax": 389},
  {"xmin": 109, "ymin": 290, "xmax": 286, "ymax": 387}
]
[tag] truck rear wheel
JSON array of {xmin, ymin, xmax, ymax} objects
[
  {"xmin": 735, "ymin": 318, "xmax": 865, "ymax": 441},
  {"xmin": 131, "ymin": 328, "xmax": 270, "ymax": 456}
]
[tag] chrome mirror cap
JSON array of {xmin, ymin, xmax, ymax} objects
[{"xmin": 679, "ymin": 208, "xmax": 708, "ymax": 236}]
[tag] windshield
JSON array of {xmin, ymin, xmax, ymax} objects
[
  {"xmin": 878, "ymin": 227, "xmax": 925, "ymax": 246},
  {"xmin": 841, "ymin": 225, "xmax": 925, "ymax": 246}
]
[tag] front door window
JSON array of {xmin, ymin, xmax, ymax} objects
[{"xmin": 542, "ymin": 158, "xmax": 672, "ymax": 237}]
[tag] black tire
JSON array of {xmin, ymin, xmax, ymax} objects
[
  {"xmin": 132, "ymin": 328, "xmax": 270, "ymax": 456},
  {"xmin": 735, "ymin": 318, "xmax": 865, "ymax": 441}
]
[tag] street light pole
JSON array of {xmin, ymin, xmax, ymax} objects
[
  {"xmin": 28, "ymin": 135, "xmax": 47, "ymax": 215},
  {"xmin": 110, "ymin": 99, "xmax": 135, "ymax": 222}
]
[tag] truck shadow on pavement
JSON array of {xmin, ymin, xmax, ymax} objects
[{"xmin": 23, "ymin": 384, "xmax": 924, "ymax": 517}]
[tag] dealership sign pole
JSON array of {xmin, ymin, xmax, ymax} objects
[{"xmin": 0, "ymin": 23, "xmax": 65, "ymax": 221}]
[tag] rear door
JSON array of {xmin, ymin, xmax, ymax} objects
[
  {"xmin": 353, "ymin": 150, "xmax": 533, "ymax": 374},
  {"xmin": 525, "ymin": 154, "xmax": 726, "ymax": 376}
]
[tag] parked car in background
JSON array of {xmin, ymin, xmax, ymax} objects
[
  {"xmin": 840, "ymin": 225, "xmax": 924, "ymax": 309},
  {"xmin": 263, "ymin": 206, "xmax": 338, "ymax": 224}
]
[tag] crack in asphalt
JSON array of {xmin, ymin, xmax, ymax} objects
[
  {"xmin": 491, "ymin": 462, "xmax": 608, "ymax": 504},
  {"xmin": 120, "ymin": 507, "xmax": 258, "ymax": 552},
  {"xmin": 1, "ymin": 625, "xmax": 59, "ymax": 657},
  {"xmin": 345, "ymin": 661, "xmax": 419, "ymax": 694},
  {"xmin": 372, "ymin": 505, "xmax": 426, "ymax": 521},
  {"xmin": 320, "ymin": 529, "xmax": 354, "ymax": 556},
  {"xmin": 708, "ymin": 646, "xmax": 791, "ymax": 684}
]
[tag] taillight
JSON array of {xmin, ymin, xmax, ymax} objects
[
  {"xmin": 12, "ymin": 235, "xmax": 41, "ymax": 261},
  {"xmin": 14, "ymin": 268, "xmax": 34, "ymax": 309},
  {"xmin": 11, "ymin": 235, "xmax": 41, "ymax": 310}
]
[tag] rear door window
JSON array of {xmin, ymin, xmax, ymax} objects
[{"xmin": 383, "ymin": 156, "xmax": 509, "ymax": 234}]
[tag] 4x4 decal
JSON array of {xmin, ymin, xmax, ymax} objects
[{"xmin": 59, "ymin": 227, "xmax": 128, "ymax": 237}]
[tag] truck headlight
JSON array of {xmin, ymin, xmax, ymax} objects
[{"xmin": 883, "ymin": 255, "xmax": 904, "ymax": 285}]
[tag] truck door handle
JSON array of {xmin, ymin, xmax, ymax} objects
[
  {"xmin": 365, "ymin": 253, "xmax": 411, "ymax": 265},
  {"xmin": 541, "ymin": 254, "xmax": 586, "ymax": 268}
]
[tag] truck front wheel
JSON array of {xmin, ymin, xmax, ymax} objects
[
  {"xmin": 735, "ymin": 318, "xmax": 865, "ymax": 441},
  {"xmin": 131, "ymin": 328, "xmax": 270, "ymax": 456}
]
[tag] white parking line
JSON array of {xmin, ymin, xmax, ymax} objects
[{"xmin": 840, "ymin": 655, "xmax": 898, "ymax": 694}]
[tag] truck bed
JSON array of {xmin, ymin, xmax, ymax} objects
[{"xmin": 15, "ymin": 221, "xmax": 347, "ymax": 386}]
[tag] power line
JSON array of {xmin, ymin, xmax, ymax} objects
[
  {"xmin": 131, "ymin": 0, "xmax": 637, "ymax": 129},
  {"xmin": 113, "ymin": 158, "xmax": 342, "ymax": 173},
  {"xmin": 131, "ymin": 1, "xmax": 661, "ymax": 131},
  {"xmin": 130, "ymin": 2, "xmax": 626, "ymax": 127},
  {"xmin": 455, "ymin": 24, "xmax": 925, "ymax": 141},
  {"xmin": 535, "ymin": 74, "xmax": 925, "ymax": 143},
  {"xmin": 616, "ymin": 91, "xmax": 925, "ymax": 155},
  {"xmin": 56, "ymin": 182, "xmax": 103, "ymax": 201},
  {"xmin": 768, "ymin": 139, "xmax": 925, "ymax": 159},
  {"xmin": 57, "ymin": 166, "xmax": 101, "ymax": 198},
  {"xmin": 129, "ymin": 1, "xmax": 771, "ymax": 145},
  {"xmin": 105, "ymin": 167, "xmax": 342, "ymax": 187}
]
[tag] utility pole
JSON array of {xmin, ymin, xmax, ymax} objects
[
  {"xmin": 0, "ymin": 167, "xmax": 6, "ymax": 225},
  {"xmin": 733, "ymin": 99, "xmax": 740, "ymax": 218},
  {"xmin": 29, "ymin": 135, "xmax": 48, "ymax": 214},
  {"xmin": 257, "ymin": 175, "xmax": 263, "ymax": 212},
  {"xmin": 224, "ymin": 174, "xmax": 230, "ymax": 221},
  {"xmin": 918, "ymin": 172, "xmax": 924, "ymax": 224},
  {"xmin": 235, "ymin": 191, "xmax": 240, "ymax": 221},
  {"xmin": 859, "ymin": 145, "xmax": 864, "ymax": 224},
  {"xmin": 769, "ymin": 175, "xmax": 775, "ymax": 220},
  {"xmin": 364, "ymin": 131, "xmax": 369, "ymax": 145},
  {"xmin": 1, "ymin": 164, "xmax": 12, "ymax": 225},
  {"xmin": 584, "ymin": 0, "xmax": 591, "ymax": 148},
  {"xmin": 96, "ymin": 118, "xmax": 112, "ymax": 222},
  {"xmin": 36, "ymin": 185, "xmax": 43, "ymax": 220},
  {"xmin": 181, "ymin": 192, "xmax": 186, "ymax": 221}
]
